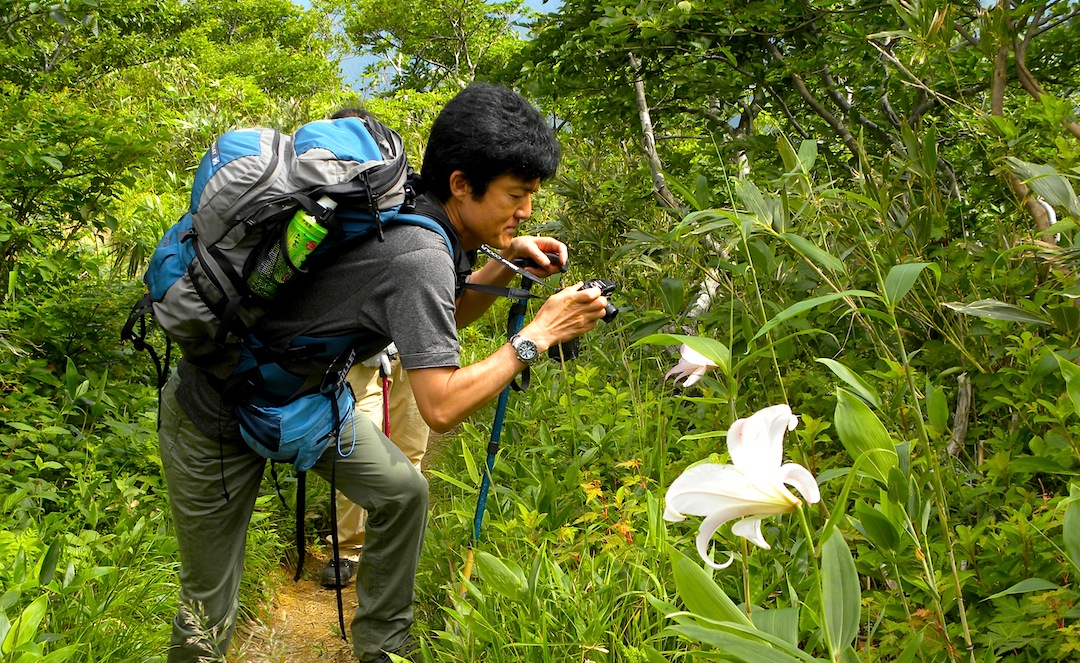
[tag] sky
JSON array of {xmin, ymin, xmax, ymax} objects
[{"xmin": 295, "ymin": 0, "xmax": 561, "ymax": 90}]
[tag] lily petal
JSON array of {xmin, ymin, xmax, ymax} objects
[
  {"xmin": 777, "ymin": 462, "xmax": 821, "ymax": 504},
  {"xmin": 731, "ymin": 516, "xmax": 771, "ymax": 550},
  {"xmin": 664, "ymin": 464, "xmax": 796, "ymax": 523},
  {"xmin": 678, "ymin": 344, "xmax": 716, "ymax": 368},
  {"xmin": 664, "ymin": 344, "xmax": 718, "ymax": 388},
  {"xmin": 695, "ymin": 505, "xmax": 764, "ymax": 569},
  {"xmin": 727, "ymin": 404, "xmax": 797, "ymax": 477}
]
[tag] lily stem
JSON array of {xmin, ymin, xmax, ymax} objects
[{"xmin": 797, "ymin": 504, "xmax": 837, "ymax": 662}]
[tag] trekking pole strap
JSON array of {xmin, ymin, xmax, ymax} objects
[{"xmin": 462, "ymin": 282, "xmax": 539, "ymax": 301}]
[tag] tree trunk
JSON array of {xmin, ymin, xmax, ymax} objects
[
  {"xmin": 990, "ymin": 30, "xmax": 1055, "ymax": 242},
  {"xmin": 628, "ymin": 53, "xmax": 682, "ymax": 213}
]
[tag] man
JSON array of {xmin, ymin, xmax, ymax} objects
[{"xmin": 157, "ymin": 82, "xmax": 608, "ymax": 662}]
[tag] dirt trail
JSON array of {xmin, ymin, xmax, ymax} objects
[{"xmin": 232, "ymin": 557, "xmax": 356, "ymax": 663}]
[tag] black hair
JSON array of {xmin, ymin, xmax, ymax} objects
[
  {"xmin": 421, "ymin": 83, "xmax": 560, "ymax": 202},
  {"xmin": 330, "ymin": 107, "xmax": 371, "ymax": 120}
]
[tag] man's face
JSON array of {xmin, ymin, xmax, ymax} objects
[{"xmin": 454, "ymin": 173, "xmax": 540, "ymax": 250}]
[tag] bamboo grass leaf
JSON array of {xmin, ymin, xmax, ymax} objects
[
  {"xmin": 475, "ymin": 550, "xmax": 526, "ymax": 601},
  {"xmin": 815, "ymin": 358, "xmax": 880, "ymax": 408},
  {"xmin": 2, "ymin": 595, "xmax": 47, "ymax": 652},
  {"xmin": 38, "ymin": 540, "xmax": 60, "ymax": 586},
  {"xmin": 943, "ymin": 299, "xmax": 1049, "ymax": 325},
  {"xmin": 754, "ymin": 291, "xmax": 878, "ymax": 340},
  {"xmin": 983, "ymin": 578, "xmax": 1061, "ymax": 601},
  {"xmin": 736, "ymin": 179, "xmax": 775, "ymax": 227},
  {"xmin": 460, "ymin": 438, "xmax": 480, "ymax": 486},
  {"xmin": 883, "ymin": 262, "xmax": 938, "ymax": 309},
  {"xmin": 779, "ymin": 233, "xmax": 846, "ymax": 274},
  {"xmin": 797, "ymin": 139, "xmax": 818, "ymax": 171},
  {"xmin": 633, "ymin": 333, "xmax": 732, "ymax": 375},
  {"xmin": 1006, "ymin": 157, "xmax": 1080, "ymax": 217}
]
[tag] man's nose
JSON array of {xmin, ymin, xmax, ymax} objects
[{"xmin": 516, "ymin": 194, "xmax": 532, "ymax": 218}]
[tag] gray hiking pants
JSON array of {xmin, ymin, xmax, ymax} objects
[{"xmin": 157, "ymin": 373, "xmax": 428, "ymax": 662}]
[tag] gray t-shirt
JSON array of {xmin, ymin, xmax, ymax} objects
[{"xmin": 175, "ymin": 220, "xmax": 462, "ymax": 439}]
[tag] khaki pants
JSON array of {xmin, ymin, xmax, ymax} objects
[
  {"xmin": 332, "ymin": 360, "xmax": 430, "ymax": 559},
  {"xmin": 158, "ymin": 372, "xmax": 427, "ymax": 662}
]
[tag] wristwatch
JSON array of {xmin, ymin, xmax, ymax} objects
[{"xmin": 509, "ymin": 334, "xmax": 539, "ymax": 364}]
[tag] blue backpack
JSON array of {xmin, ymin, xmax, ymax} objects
[{"xmin": 123, "ymin": 115, "xmax": 456, "ymax": 470}]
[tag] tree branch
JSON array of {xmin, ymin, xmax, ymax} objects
[
  {"xmin": 764, "ymin": 40, "xmax": 862, "ymax": 161},
  {"xmin": 1010, "ymin": 3, "xmax": 1080, "ymax": 141}
]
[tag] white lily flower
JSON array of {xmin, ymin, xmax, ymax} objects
[
  {"xmin": 664, "ymin": 404, "xmax": 820, "ymax": 569},
  {"xmin": 665, "ymin": 344, "xmax": 718, "ymax": 387}
]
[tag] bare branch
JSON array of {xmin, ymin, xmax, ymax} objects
[{"xmin": 764, "ymin": 40, "xmax": 861, "ymax": 160}]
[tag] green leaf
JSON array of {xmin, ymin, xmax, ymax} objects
[
  {"xmin": 667, "ymin": 624, "xmax": 805, "ymax": 663},
  {"xmin": 38, "ymin": 540, "xmax": 61, "ymax": 586},
  {"xmin": 643, "ymin": 645, "xmax": 670, "ymax": 663},
  {"xmin": 1055, "ymin": 354, "xmax": 1080, "ymax": 419},
  {"xmin": 40, "ymin": 645, "xmax": 80, "ymax": 663},
  {"xmin": 754, "ymin": 291, "xmax": 879, "ymax": 340},
  {"xmin": 40, "ymin": 156, "xmax": 63, "ymax": 171},
  {"xmin": 474, "ymin": 550, "xmax": 525, "ymax": 601},
  {"xmin": 797, "ymin": 140, "xmax": 818, "ymax": 171},
  {"xmin": 426, "ymin": 470, "xmax": 474, "ymax": 492},
  {"xmin": 894, "ymin": 633, "xmax": 925, "ymax": 663},
  {"xmin": 816, "ymin": 358, "xmax": 880, "ymax": 408},
  {"xmin": 735, "ymin": 179, "xmax": 775, "ymax": 227},
  {"xmin": 751, "ymin": 607, "xmax": 799, "ymax": 646},
  {"xmin": 632, "ymin": 333, "xmax": 731, "ymax": 375},
  {"xmin": 833, "ymin": 388, "xmax": 898, "ymax": 483},
  {"xmin": 821, "ymin": 530, "xmax": 860, "ymax": 653},
  {"xmin": 854, "ymin": 501, "xmax": 900, "ymax": 553},
  {"xmin": 927, "ymin": 383, "xmax": 948, "ymax": 433},
  {"xmin": 1006, "ymin": 157, "xmax": 1080, "ymax": 217},
  {"xmin": 943, "ymin": 299, "xmax": 1049, "ymax": 325},
  {"xmin": 460, "ymin": 438, "xmax": 479, "ymax": 486},
  {"xmin": 1062, "ymin": 484, "xmax": 1080, "ymax": 575},
  {"xmin": 984, "ymin": 578, "xmax": 1061, "ymax": 601},
  {"xmin": 779, "ymin": 233, "xmax": 846, "ymax": 274},
  {"xmin": 778, "ymin": 134, "xmax": 799, "ymax": 172},
  {"xmin": 2, "ymin": 595, "xmax": 47, "ymax": 653},
  {"xmin": 0, "ymin": 610, "xmax": 9, "ymax": 652},
  {"xmin": 669, "ymin": 546, "xmax": 753, "ymax": 626},
  {"xmin": 883, "ymin": 262, "xmax": 938, "ymax": 309}
]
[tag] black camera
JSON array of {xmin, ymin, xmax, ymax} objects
[
  {"xmin": 581, "ymin": 278, "xmax": 619, "ymax": 323},
  {"xmin": 548, "ymin": 278, "xmax": 618, "ymax": 361}
]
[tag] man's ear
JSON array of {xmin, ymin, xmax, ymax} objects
[{"xmin": 448, "ymin": 170, "xmax": 473, "ymax": 200}]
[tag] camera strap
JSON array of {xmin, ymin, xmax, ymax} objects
[{"xmin": 462, "ymin": 282, "xmax": 540, "ymax": 301}]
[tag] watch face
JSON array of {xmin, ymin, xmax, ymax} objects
[{"xmin": 513, "ymin": 336, "xmax": 538, "ymax": 362}]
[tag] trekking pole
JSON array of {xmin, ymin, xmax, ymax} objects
[
  {"xmin": 456, "ymin": 249, "xmax": 567, "ymax": 596},
  {"xmin": 459, "ymin": 279, "xmax": 533, "ymax": 597}
]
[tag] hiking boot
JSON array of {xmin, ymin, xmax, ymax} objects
[
  {"xmin": 358, "ymin": 634, "xmax": 421, "ymax": 663},
  {"xmin": 320, "ymin": 558, "xmax": 356, "ymax": 588}
]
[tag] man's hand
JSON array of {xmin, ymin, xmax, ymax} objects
[
  {"xmin": 517, "ymin": 282, "xmax": 609, "ymax": 354},
  {"xmin": 504, "ymin": 236, "xmax": 568, "ymax": 278},
  {"xmin": 411, "ymin": 282, "xmax": 609, "ymax": 433}
]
